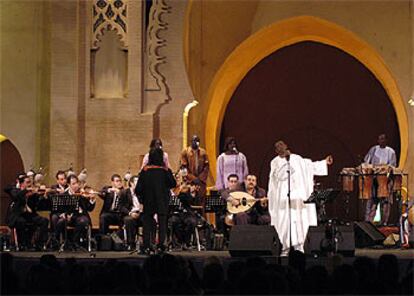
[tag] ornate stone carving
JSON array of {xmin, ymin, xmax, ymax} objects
[
  {"xmin": 145, "ymin": 0, "xmax": 171, "ymax": 101},
  {"xmin": 92, "ymin": 0, "xmax": 128, "ymax": 49}
]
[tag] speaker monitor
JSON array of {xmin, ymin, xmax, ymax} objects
[
  {"xmin": 95, "ymin": 234, "xmax": 112, "ymax": 251},
  {"xmin": 354, "ymin": 221, "xmax": 385, "ymax": 248},
  {"xmin": 304, "ymin": 223, "xmax": 355, "ymax": 257},
  {"xmin": 228, "ymin": 225, "xmax": 281, "ymax": 257}
]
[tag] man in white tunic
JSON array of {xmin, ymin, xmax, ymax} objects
[
  {"xmin": 268, "ymin": 140, "xmax": 333, "ymax": 256},
  {"xmin": 364, "ymin": 133, "xmax": 397, "ymax": 225}
]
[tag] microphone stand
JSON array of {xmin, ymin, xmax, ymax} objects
[{"xmin": 287, "ymin": 155, "xmax": 294, "ymax": 253}]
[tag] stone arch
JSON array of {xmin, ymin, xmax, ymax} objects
[{"xmin": 203, "ymin": 16, "xmax": 409, "ymax": 179}]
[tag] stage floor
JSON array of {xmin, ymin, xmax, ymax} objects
[
  {"xmin": 3, "ymin": 247, "xmax": 413, "ymax": 283},
  {"xmin": 4, "ymin": 247, "xmax": 413, "ymax": 260}
]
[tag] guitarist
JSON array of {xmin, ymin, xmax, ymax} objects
[{"xmin": 238, "ymin": 175, "xmax": 270, "ymax": 225}]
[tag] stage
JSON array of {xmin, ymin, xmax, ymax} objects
[
  {"xmin": 3, "ymin": 247, "xmax": 413, "ymax": 282},
  {"xmin": 5, "ymin": 247, "xmax": 414, "ymax": 260}
]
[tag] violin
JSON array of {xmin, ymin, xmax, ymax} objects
[
  {"xmin": 25, "ymin": 185, "xmax": 57, "ymax": 196},
  {"xmin": 66, "ymin": 187, "xmax": 99, "ymax": 200},
  {"xmin": 172, "ymin": 167, "xmax": 190, "ymax": 196}
]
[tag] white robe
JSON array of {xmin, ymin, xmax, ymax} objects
[{"xmin": 268, "ymin": 154, "xmax": 328, "ymax": 251}]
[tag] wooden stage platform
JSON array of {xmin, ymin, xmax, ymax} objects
[
  {"xmin": 5, "ymin": 247, "xmax": 414, "ymax": 260},
  {"xmin": 3, "ymin": 247, "xmax": 413, "ymax": 282}
]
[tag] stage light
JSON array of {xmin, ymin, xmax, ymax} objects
[{"xmin": 408, "ymin": 98, "xmax": 414, "ymax": 106}]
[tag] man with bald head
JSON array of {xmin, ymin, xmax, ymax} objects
[{"xmin": 268, "ymin": 140, "xmax": 333, "ymax": 256}]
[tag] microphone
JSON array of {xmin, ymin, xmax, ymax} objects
[
  {"xmin": 233, "ymin": 147, "xmax": 238, "ymax": 154},
  {"xmin": 286, "ymin": 150, "xmax": 291, "ymax": 161}
]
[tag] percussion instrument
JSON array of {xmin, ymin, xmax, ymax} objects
[
  {"xmin": 392, "ymin": 168, "xmax": 403, "ymax": 191},
  {"xmin": 375, "ymin": 165, "xmax": 391, "ymax": 198},
  {"xmin": 357, "ymin": 164, "xmax": 373, "ymax": 200},
  {"xmin": 340, "ymin": 167, "xmax": 356, "ymax": 192}
]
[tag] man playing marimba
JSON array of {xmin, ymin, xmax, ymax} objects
[{"xmin": 364, "ymin": 134, "xmax": 397, "ymax": 225}]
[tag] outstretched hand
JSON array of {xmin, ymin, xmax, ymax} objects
[{"xmin": 326, "ymin": 155, "xmax": 334, "ymax": 165}]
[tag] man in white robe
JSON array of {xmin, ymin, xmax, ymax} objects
[{"xmin": 268, "ymin": 140, "xmax": 333, "ymax": 256}]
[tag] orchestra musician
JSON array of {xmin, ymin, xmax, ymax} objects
[
  {"xmin": 170, "ymin": 179, "xmax": 201, "ymax": 250},
  {"xmin": 364, "ymin": 134, "xmax": 397, "ymax": 226},
  {"xmin": 216, "ymin": 174, "xmax": 240, "ymax": 238},
  {"xmin": 234, "ymin": 174, "xmax": 270, "ymax": 225},
  {"xmin": 123, "ymin": 175, "xmax": 147, "ymax": 249},
  {"xmin": 4, "ymin": 174, "xmax": 49, "ymax": 250},
  {"xmin": 49, "ymin": 170, "xmax": 69, "ymax": 244},
  {"xmin": 98, "ymin": 174, "xmax": 128, "ymax": 235},
  {"xmin": 61, "ymin": 174, "xmax": 96, "ymax": 249}
]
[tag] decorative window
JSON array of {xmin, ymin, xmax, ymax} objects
[{"xmin": 91, "ymin": 0, "xmax": 128, "ymax": 99}]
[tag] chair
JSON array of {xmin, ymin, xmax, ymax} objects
[
  {"xmin": 11, "ymin": 227, "xmax": 19, "ymax": 251},
  {"xmin": 10, "ymin": 222, "xmax": 38, "ymax": 251},
  {"xmin": 192, "ymin": 225, "xmax": 202, "ymax": 251},
  {"xmin": 59, "ymin": 224, "xmax": 92, "ymax": 252}
]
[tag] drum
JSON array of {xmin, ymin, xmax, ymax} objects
[
  {"xmin": 392, "ymin": 168, "xmax": 403, "ymax": 191},
  {"xmin": 340, "ymin": 168, "xmax": 356, "ymax": 192},
  {"xmin": 358, "ymin": 165, "xmax": 373, "ymax": 200},
  {"xmin": 375, "ymin": 165, "xmax": 390, "ymax": 198}
]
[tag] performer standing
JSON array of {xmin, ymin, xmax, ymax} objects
[
  {"xmin": 268, "ymin": 140, "xmax": 333, "ymax": 256},
  {"xmin": 141, "ymin": 138, "xmax": 170, "ymax": 169},
  {"xmin": 364, "ymin": 133, "xmax": 397, "ymax": 225},
  {"xmin": 135, "ymin": 148, "xmax": 177, "ymax": 254},
  {"xmin": 215, "ymin": 137, "xmax": 249, "ymax": 191},
  {"xmin": 180, "ymin": 135, "xmax": 209, "ymax": 201}
]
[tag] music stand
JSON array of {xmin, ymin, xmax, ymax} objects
[
  {"xmin": 49, "ymin": 194, "xmax": 80, "ymax": 252},
  {"xmin": 204, "ymin": 196, "xmax": 226, "ymax": 213},
  {"xmin": 169, "ymin": 194, "xmax": 183, "ymax": 213},
  {"xmin": 50, "ymin": 194, "xmax": 80, "ymax": 213},
  {"xmin": 306, "ymin": 189, "xmax": 340, "ymax": 223}
]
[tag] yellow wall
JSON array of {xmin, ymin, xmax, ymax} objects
[
  {"xmin": 185, "ymin": 0, "xmax": 413, "ymax": 191},
  {"xmin": 185, "ymin": 0, "xmax": 259, "ymax": 146},
  {"xmin": 0, "ymin": 0, "xmax": 51, "ymax": 171}
]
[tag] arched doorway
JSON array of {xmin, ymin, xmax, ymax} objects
[
  {"xmin": 219, "ymin": 41, "xmax": 400, "ymax": 220},
  {"xmin": 0, "ymin": 137, "xmax": 24, "ymax": 225},
  {"xmin": 205, "ymin": 16, "xmax": 409, "ymax": 181}
]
